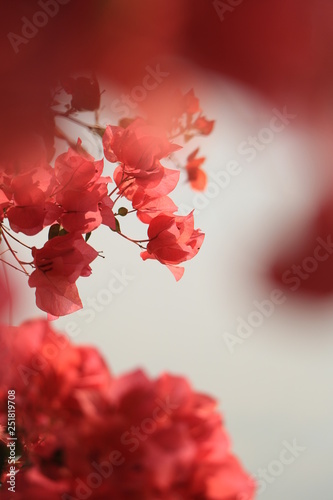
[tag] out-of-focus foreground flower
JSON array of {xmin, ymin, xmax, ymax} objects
[{"xmin": 0, "ymin": 319, "xmax": 255, "ymax": 499}]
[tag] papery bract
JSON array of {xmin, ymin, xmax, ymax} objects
[
  {"xmin": 28, "ymin": 233, "xmax": 98, "ymax": 316},
  {"xmin": 183, "ymin": 88, "xmax": 201, "ymax": 115},
  {"xmin": 6, "ymin": 163, "xmax": 57, "ymax": 235},
  {"xmin": 185, "ymin": 147, "xmax": 207, "ymax": 191},
  {"xmin": 54, "ymin": 142, "xmax": 103, "ymax": 189},
  {"xmin": 54, "ymin": 143, "xmax": 113, "ymax": 233},
  {"xmin": 145, "ymin": 88, "xmax": 215, "ymax": 142},
  {"xmin": 141, "ymin": 211, "xmax": 205, "ymax": 280},
  {"xmin": 113, "ymin": 164, "xmax": 180, "ymax": 205},
  {"xmin": 134, "ymin": 194, "xmax": 178, "ymax": 224},
  {"xmin": 193, "ymin": 115, "xmax": 215, "ymax": 136},
  {"xmin": 103, "ymin": 118, "xmax": 180, "ymax": 176}
]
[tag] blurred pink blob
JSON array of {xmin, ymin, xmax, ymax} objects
[{"xmin": 270, "ymin": 192, "xmax": 333, "ymax": 297}]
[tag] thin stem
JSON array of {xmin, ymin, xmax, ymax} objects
[
  {"xmin": 108, "ymin": 175, "xmax": 135, "ymax": 197},
  {"xmin": 54, "ymin": 112, "xmax": 104, "ymax": 135},
  {"xmin": 1, "ymin": 231, "xmax": 29, "ymax": 275},
  {"xmin": 108, "ymin": 185, "xmax": 119, "ymax": 197},
  {"xmin": 117, "ymin": 232, "xmax": 147, "ymax": 250},
  {"xmin": 54, "ymin": 126, "xmax": 83, "ymax": 152},
  {"xmin": 168, "ymin": 125, "xmax": 186, "ymax": 141},
  {"xmin": 113, "ymin": 192, "xmax": 124, "ymax": 205},
  {"xmin": 168, "ymin": 126, "xmax": 200, "ymax": 142},
  {"xmin": 169, "ymin": 153, "xmax": 184, "ymax": 170},
  {"xmin": 0, "ymin": 258, "xmax": 28, "ymax": 275},
  {"xmin": 1, "ymin": 225, "xmax": 32, "ymax": 250},
  {"xmin": 2, "ymin": 261, "xmax": 12, "ymax": 325}
]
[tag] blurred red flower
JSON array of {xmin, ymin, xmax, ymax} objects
[
  {"xmin": 185, "ymin": 148, "xmax": 207, "ymax": 191},
  {"xmin": 270, "ymin": 195, "xmax": 333, "ymax": 297},
  {"xmin": 0, "ymin": 319, "xmax": 256, "ymax": 500}
]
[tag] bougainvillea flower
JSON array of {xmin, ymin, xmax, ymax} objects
[
  {"xmin": 54, "ymin": 143, "xmax": 113, "ymax": 233},
  {"xmin": 0, "ymin": 319, "xmax": 113, "ymax": 490},
  {"xmin": 6, "ymin": 163, "xmax": 57, "ymax": 235},
  {"xmin": 0, "ymin": 319, "xmax": 112, "ymax": 425},
  {"xmin": 28, "ymin": 233, "xmax": 98, "ymax": 316},
  {"xmin": 134, "ymin": 194, "xmax": 178, "ymax": 223},
  {"xmin": 113, "ymin": 164, "xmax": 180, "ymax": 204},
  {"xmin": 54, "ymin": 141, "xmax": 104, "ymax": 190},
  {"xmin": 56, "ymin": 182, "xmax": 109, "ymax": 234},
  {"xmin": 103, "ymin": 118, "xmax": 181, "ymax": 177},
  {"xmin": 101, "ymin": 370, "xmax": 256, "ymax": 499},
  {"xmin": 185, "ymin": 147, "xmax": 207, "ymax": 191},
  {"xmin": 0, "ymin": 320, "xmax": 256, "ymax": 500},
  {"xmin": 141, "ymin": 211, "xmax": 205, "ymax": 280},
  {"xmin": 99, "ymin": 195, "xmax": 117, "ymax": 231},
  {"xmin": 182, "ymin": 88, "xmax": 201, "ymax": 115},
  {"xmin": 193, "ymin": 115, "xmax": 215, "ymax": 136},
  {"xmin": 0, "ymin": 100, "xmax": 207, "ymax": 315},
  {"xmin": 145, "ymin": 88, "xmax": 214, "ymax": 141},
  {"xmin": 0, "ymin": 188, "xmax": 10, "ymax": 214}
]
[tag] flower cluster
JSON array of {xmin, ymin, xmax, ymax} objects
[
  {"xmin": 0, "ymin": 88, "xmax": 213, "ymax": 316},
  {"xmin": 146, "ymin": 88, "xmax": 214, "ymax": 191},
  {"xmin": 169, "ymin": 88, "xmax": 215, "ymax": 141},
  {"xmin": 0, "ymin": 319, "xmax": 256, "ymax": 500}
]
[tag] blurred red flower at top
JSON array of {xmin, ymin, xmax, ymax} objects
[
  {"xmin": 1, "ymin": 0, "xmax": 333, "ymax": 168},
  {"xmin": 0, "ymin": 319, "xmax": 256, "ymax": 500}
]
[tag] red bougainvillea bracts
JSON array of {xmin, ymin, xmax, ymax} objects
[
  {"xmin": 0, "ymin": 320, "xmax": 256, "ymax": 500},
  {"xmin": 185, "ymin": 147, "xmax": 208, "ymax": 191},
  {"xmin": 0, "ymin": 84, "xmax": 213, "ymax": 317},
  {"xmin": 28, "ymin": 233, "xmax": 99, "ymax": 317},
  {"xmin": 140, "ymin": 212, "xmax": 205, "ymax": 281}
]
